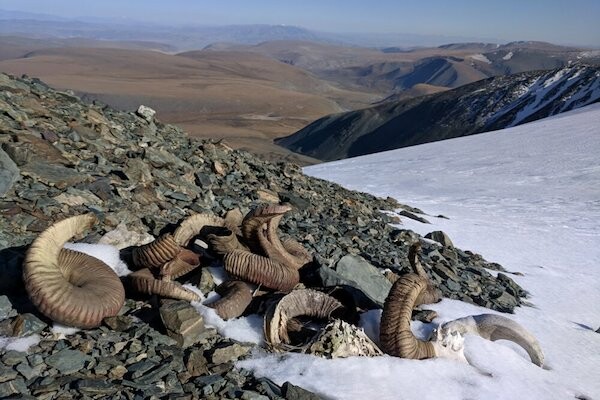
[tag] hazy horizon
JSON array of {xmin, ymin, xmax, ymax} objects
[{"xmin": 1, "ymin": 0, "xmax": 599, "ymax": 47}]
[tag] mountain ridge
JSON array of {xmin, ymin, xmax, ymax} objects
[{"xmin": 276, "ymin": 64, "xmax": 600, "ymax": 161}]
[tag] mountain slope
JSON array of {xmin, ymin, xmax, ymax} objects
[
  {"xmin": 276, "ymin": 65, "xmax": 600, "ymax": 161},
  {"xmin": 272, "ymin": 103, "xmax": 600, "ymax": 400}
]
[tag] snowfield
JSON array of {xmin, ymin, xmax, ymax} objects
[{"xmin": 238, "ymin": 104, "xmax": 600, "ymax": 399}]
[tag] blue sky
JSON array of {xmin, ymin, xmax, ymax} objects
[{"xmin": 1, "ymin": 0, "xmax": 599, "ymax": 46}]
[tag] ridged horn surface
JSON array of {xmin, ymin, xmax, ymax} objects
[
  {"xmin": 160, "ymin": 249, "xmax": 200, "ymax": 280},
  {"xmin": 439, "ymin": 314, "xmax": 544, "ymax": 367},
  {"xmin": 223, "ymin": 250, "xmax": 299, "ymax": 291},
  {"xmin": 129, "ymin": 268, "xmax": 200, "ymax": 302},
  {"xmin": 132, "ymin": 234, "xmax": 180, "ymax": 270},
  {"xmin": 206, "ymin": 227, "xmax": 247, "ymax": 256},
  {"xmin": 409, "ymin": 242, "xmax": 442, "ymax": 305},
  {"xmin": 224, "ymin": 208, "xmax": 244, "ymax": 235},
  {"xmin": 282, "ymin": 238, "xmax": 312, "ymax": 267},
  {"xmin": 205, "ymin": 280, "xmax": 253, "ymax": 320},
  {"xmin": 264, "ymin": 289, "xmax": 344, "ymax": 349},
  {"xmin": 241, "ymin": 203, "xmax": 305, "ymax": 269},
  {"xmin": 380, "ymin": 274, "xmax": 437, "ymax": 359},
  {"xmin": 23, "ymin": 214, "xmax": 125, "ymax": 328},
  {"xmin": 173, "ymin": 213, "xmax": 225, "ymax": 247}
]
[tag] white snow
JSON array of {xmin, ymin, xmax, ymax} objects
[
  {"xmin": 185, "ymin": 284, "xmax": 264, "ymax": 345},
  {"xmin": 502, "ymin": 51, "xmax": 514, "ymax": 60},
  {"xmin": 0, "ymin": 334, "xmax": 41, "ymax": 352},
  {"xmin": 238, "ymin": 104, "xmax": 600, "ymax": 400},
  {"xmin": 469, "ymin": 53, "xmax": 492, "ymax": 64},
  {"xmin": 63, "ymin": 242, "xmax": 132, "ymax": 276}
]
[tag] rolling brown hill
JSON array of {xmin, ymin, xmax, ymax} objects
[
  {"xmin": 0, "ymin": 43, "xmax": 378, "ymax": 163},
  {"xmin": 2, "ymin": 36, "xmax": 597, "ymax": 164}
]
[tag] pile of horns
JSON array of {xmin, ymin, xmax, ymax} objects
[{"xmin": 22, "ymin": 204, "xmax": 544, "ymax": 367}]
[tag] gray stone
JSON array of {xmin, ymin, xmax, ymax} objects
[
  {"xmin": 425, "ymin": 231, "xmax": 454, "ymax": 248},
  {"xmin": 211, "ymin": 343, "xmax": 252, "ymax": 364},
  {"xmin": 186, "ymin": 348, "xmax": 209, "ymax": 377},
  {"xmin": 136, "ymin": 105, "xmax": 156, "ymax": 122},
  {"xmin": 11, "ymin": 313, "xmax": 47, "ymax": 337},
  {"xmin": 103, "ymin": 315, "xmax": 135, "ymax": 331},
  {"xmin": 160, "ymin": 300, "xmax": 205, "ymax": 348},
  {"xmin": 0, "ymin": 295, "xmax": 17, "ymax": 321},
  {"xmin": 2, "ymin": 350, "xmax": 27, "ymax": 366},
  {"xmin": 74, "ymin": 379, "xmax": 119, "ymax": 395},
  {"xmin": 282, "ymin": 381, "xmax": 321, "ymax": 400},
  {"xmin": 21, "ymin": 161, "xmax": 91, "ymax": 189},
  {"xmin": 0, "ymin": 365, "xmax": 18, "ymax": 383},
  {"xmin": 0, "ymin": 378, "xmax": 28, "ymax": 398},
  {"xmin": 0, "ymin": 148, "xmax": 20, "ymax": 197},
  {"xmin": 399, "ymin": 210, "xmax": 430, "ymax": 224},
  {"xmin": 128, "ymin": 360, "xmax": 158, "ymax": 378},
  {"xmin": 241, "ymin": 391, "xmax": 270, "ymax": 400},
  {"xmin": 45, "ymin": 349, "xmax": 92, "ymax": 374},
  {"xmin": 335, "ymin": 255, "xmax": 392, "ymax": 307}
]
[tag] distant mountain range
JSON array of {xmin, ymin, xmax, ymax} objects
[
  {"xmin": 276, "ymin": 65, "xmax": 600, "ymax": 161},
  {"xmin": 0, "ymin": 9, "xmax": 501, "ymax": 49}
]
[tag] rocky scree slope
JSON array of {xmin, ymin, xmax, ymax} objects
[
  {"xmin": 276, "ymin": 64, "xmax": 600, "ymax": 161},
  {"xmin": 1, "ymin": 73, "xmax": 528, "ymax": 398}
]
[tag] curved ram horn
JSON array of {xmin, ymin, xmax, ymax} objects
[
  {"xmin": 264, "ymin": 289, "xmax": 344, "ymax": 350},
  {"xmin": 282, "ymin": 237, "xmax": 313, "ymax": 266},
  {"xmin": 204, "ymin": 280, "xmax": 253, "ymax": 320},
  {"xmin": 223, "ymin": 249, "xmax": 299, "ymax": 292},
  {"xmin": 435, "ymin": 314, "xmax": 544, "ymax": 367},
  {"xmin": 129, "ymin": 268, "xmax": 200, "ymax": 302},
  {"xmin": 224, "ymin": 208, "xmax": 244, "ymax": 235},
  {"xmin": 206, "ymin": 227, "xmax": 247, "ymax": 256},
  {"xmin": 380, "ymin": 274, "xmax": 437, "ymax": 359},
  {"xmin": 381, "ymin": 275, "xmax": 544, "ymax": 367},
  {"xmin": 23, "ymin": 214, "xmax": 125, "ymax": 328},
  {"xmin": 173, "ymin": 213, "xmax": 225, "ymax": 247},
  {"xmin": 409, "ymin": 242, "xmax": 442, "ymax": 305},
  {"xmin": 132, "ymin": 233, "xmax": 180, "ymax": 270},
  {"xmin": 159, "ymin": 249, "xmax": 200, "ymax": 280},
  {"xmin": 241, "ymin": 203, "xmax": 308, "ymax": 270}
]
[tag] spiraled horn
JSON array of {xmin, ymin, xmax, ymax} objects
[
  {"xmin": 409, "ymin": 242, "xmax": 442, "ymax": 305},
  {"xmin": 223, "ymin": 250, "xmax": 299, "ymax": 291},
  {"xmin": 282, "ymin": 237, "xmax": 312, "ymax": 266},
  {"xmin": 204, "ymin": 280, "xmax": 253, "ymax": 320},
  {"xmin": 132, "ymin": 233, "xmax": 180, "ymax": 270},
  {"xmin": 241, "ymin": 204, "xmax": 309, "ymax": 270},
  {"xmin": 172, "ymin": 213, "xmax": 225, "ymax": 247},
  {"xmin": 23, "ymin": 214, "xmax": 125, "ymax": 328},
  {"xmin": 129, "ymin": 268, "xmax": 199, "ymax": 302},
  {"xmin": 435, "ymin": 314, "xmax": 544, "ymax": 367},
  {"xmin": 380, "ymin": 274, "xmax": 437, "ymax": 359},
  {"xmin": 206, "ymin": 227, "xmax": 247, "ymax": 256},
  {"xmin": 159, "ymin": 249, "xmax": 200, "ymax": 280},
  {"xmin": 264, "ymin": 289, "xmax": 344, "ymax": 350}
]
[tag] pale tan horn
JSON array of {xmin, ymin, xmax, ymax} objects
[{"xmin": 23, "ymin": 214, "xmax": 125, "ymax": 328}]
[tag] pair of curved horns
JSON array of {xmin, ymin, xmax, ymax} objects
[
  {"xmin": 241, "ymin": 203, "xmax": 311, "ymax": 270},
  {"xmin": 380, "ymin": 274, "xmax": 544, "ymax": 367}
]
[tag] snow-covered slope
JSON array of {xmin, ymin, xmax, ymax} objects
[{"xmin": 239, "ymin": 104, "xmax": 600, "ymax": 399}]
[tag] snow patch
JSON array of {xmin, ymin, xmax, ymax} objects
[
  {"xmin": 502, "ymin": 51, "xmax": 514, "ymax": 60},
  {"xmin": 0, "ymin": 334, "xmax": 41, "ymax": 352},
  {"xmin": 185, "ymin": 284, "xmax": 264, "ymax": 345},
  {"xmin": 469, "ymin": 53, "xmax": 492, "ymax": 64}
]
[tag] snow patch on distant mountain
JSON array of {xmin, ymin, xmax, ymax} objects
[{"xmin": 469, "ymin": 53, "xmax": 492, "ymax": 64}]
